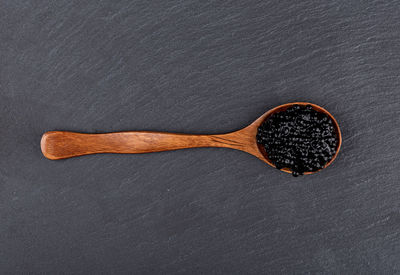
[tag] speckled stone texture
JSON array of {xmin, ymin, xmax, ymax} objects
[{"xmin": 1, "ymin": 0, "xmax": 400, "ymax": 274}]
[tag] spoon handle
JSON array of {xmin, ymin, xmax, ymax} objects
[{"xmin": 41, "ymin": 131, "xmax": 252, "ymax": 160}]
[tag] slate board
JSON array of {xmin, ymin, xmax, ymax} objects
[{"xmin": 1, "ymin": 0, "xmax": 400, "ymax": 274}]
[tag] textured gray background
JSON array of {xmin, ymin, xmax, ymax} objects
[{"xmin": 1, "ymin": 0, "xmax": 400, "ymax": 274}]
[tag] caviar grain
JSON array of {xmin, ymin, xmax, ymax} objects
[{"xmin": 256, "ymin": 105, "xmax": 338, "ymax": 177}]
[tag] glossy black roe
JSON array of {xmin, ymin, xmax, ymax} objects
[{"xmin": 256, "ymin": 105, "xmax": 338, "ymax": 177}]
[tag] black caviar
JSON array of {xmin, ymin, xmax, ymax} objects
[{"xmin": 256, "ymin": 104, "xmax": 338, "ymax": 177}]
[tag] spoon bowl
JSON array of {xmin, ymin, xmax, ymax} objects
[
  {"xmin": 41, "ymin": 102, "xmax": 341, "ymax": 175},
  {"xmin": 246, "ymin": 102, "xmax": 342, "ymax": 174}
]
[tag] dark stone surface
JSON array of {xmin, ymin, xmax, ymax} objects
[{"xmin": 1, "ymin": 0, "xmax": 400, "ymax": 273}]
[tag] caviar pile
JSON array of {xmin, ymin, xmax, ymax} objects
[{"xmin": 256, "ymin": 105, "xmax": 338, "ymax": 177}]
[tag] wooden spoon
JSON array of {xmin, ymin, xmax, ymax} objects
[{"xmin": 41, "ymin": 102, "xmax": 342, "ymax": 175}]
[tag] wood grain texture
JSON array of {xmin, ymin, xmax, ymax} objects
[
  {"xmin": 40, "ymin": 130, "xmax": 256, "ymax": 159},
  {"xmin": 1, "ymin": 0, "xmax": 400, "ymax": 274}
]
